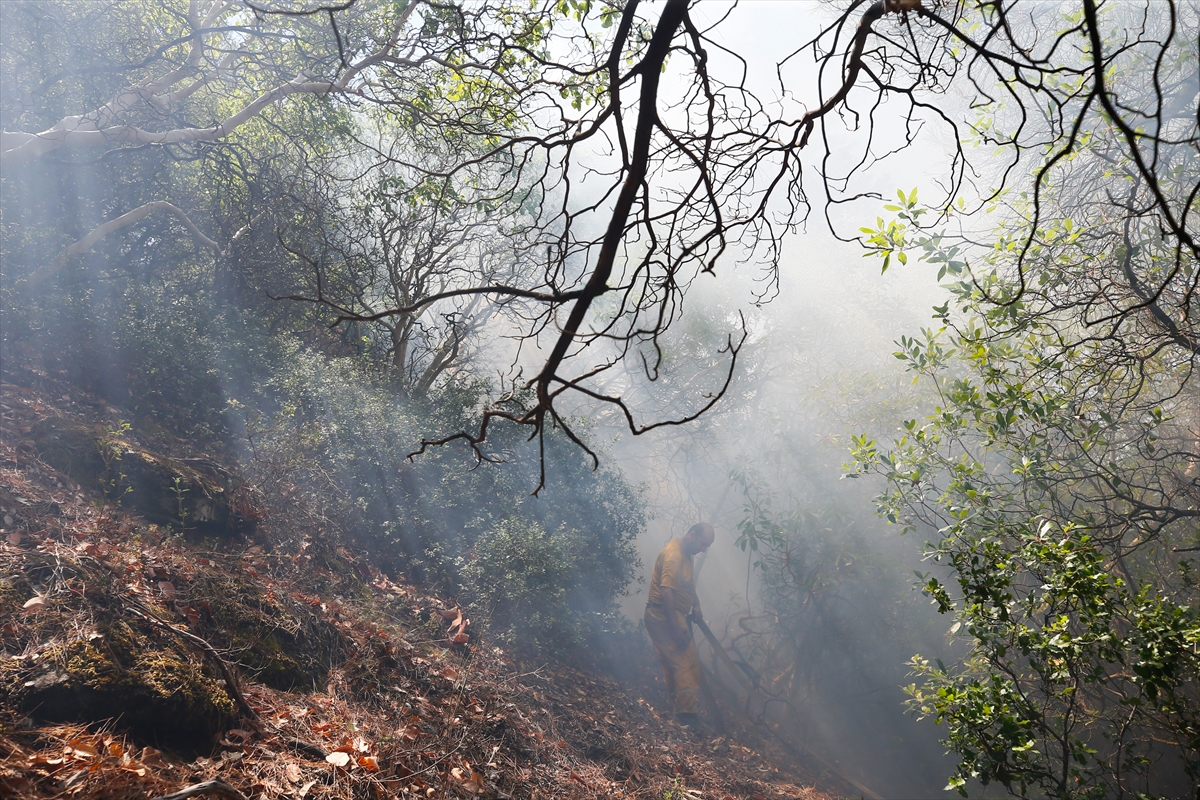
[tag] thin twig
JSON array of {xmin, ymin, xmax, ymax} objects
[{"xmin": 150, "ymin": 780, "xmax": 250, "ymax": 800}]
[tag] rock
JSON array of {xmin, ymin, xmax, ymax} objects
[
  {"xmin": 24, "ymin": 669, "xmax": 67, "ymax": 691},
  {"xmin": 31, "ymin": 417, "xmax": 246, "ymax": 535},
  {"xmin": 188, "ymin": 571, "xmax": 340, "ymax": 691},
  {"xmin": 10, "ymin": 629, "xmax": 234, "ymax": 751}
]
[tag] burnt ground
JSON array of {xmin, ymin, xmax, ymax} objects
[{"xmin": 0, "ymin": 369, "xmax": 859, "ymax": 800}]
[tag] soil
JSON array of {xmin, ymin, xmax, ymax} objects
[{"xmin": 0, "ymin": 370, "xmax": 854, "ymax": 800}]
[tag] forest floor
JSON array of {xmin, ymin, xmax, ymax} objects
[{"xmin": 0, "ymin": 366, "xmax": 855, "ymax": 800}]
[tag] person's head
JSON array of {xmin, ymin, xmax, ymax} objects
[{"xmin": 681, "ymin": 522, "xmax": 715, "ymax": 555}]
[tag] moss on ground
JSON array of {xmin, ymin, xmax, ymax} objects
[
  {"xmin": 4, "ymin": 624, "xmax": 234, "ymax": 751},
  {"xmin": 31, "ymin": 417, "xmax": 240, "ymax": 536},
  {"xmin": 186, "ymin": 571, "xmax": 340, "ymax": 692}
]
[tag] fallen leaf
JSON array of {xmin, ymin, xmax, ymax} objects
[
  {"xmin": 157, "ymin": 581, "xmax": 176, "ymax": 599},
  {"xmin": 462, "ymin": 771, "xmax": 484, "ymax": 793},
  {"xmin": 447, "ymin": 612, "xmax": 471, "ymax": 643},
  {"xmin": 140, "ymin": 747, "xmax": 164, "ymax": 766},
  {"xmin": 298, "ymin": 779, "xmax": 317, "ymax": 798},
  {"xmin": 325, "ymin": 751, "xmax": 351, "ymax": 768},
  {"xmin": 7, "ymin": 532, "xmax": 22, "ymax": 546},
  {"xmin": 22, "ymin": 596, "xmax": 45, "ymax": 612},
  {"xmin": 284, "ymin": 764, "xmax": 302, "ymax": 784},
  {"xmin": 442, "ymin": 667, "xmax": 460, "ymax": 681},
  {"xmin": 66, "ymin": 740, "xmax": 98, "ymax": 759},
  {"xmin": 357, "ymin": 755, "xmax": 379, "ymax": 771},
  {"xmin": 400, "ymin": 724, "xmax": 421, "ymax": 742}
]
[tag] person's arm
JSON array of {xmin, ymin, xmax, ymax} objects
[{"xmin": 657, "ymin": 586, "xmax": 691, "ymax": 647}]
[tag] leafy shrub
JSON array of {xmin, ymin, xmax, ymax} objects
[
  {"xmin": 458, "ymin": 519, "xmax": 583, "ymax": 655},
  {"xmin": 242, "ymin": 347, "xmax": 645, "ymax": 658}
]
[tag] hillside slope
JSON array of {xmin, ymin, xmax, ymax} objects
[{"xmin": 0, "ymin": 373, "xmax": 853, "ymax": 800}]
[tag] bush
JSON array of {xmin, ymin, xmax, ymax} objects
[
  {"xmin": 241, "ymin": 347, "xmax": 645, "ymax": 658},
  {"xmin": 458, "ymin": 519, "xmax": 583, "ymax": 655}
]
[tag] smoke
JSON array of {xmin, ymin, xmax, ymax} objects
[
  {"xmin": 581, "ymin": 221, "xmax": 957, "ymax": 795},
  {"xmin": 1, "ymin": 3, "xmax": 975, "ymax": 794}
]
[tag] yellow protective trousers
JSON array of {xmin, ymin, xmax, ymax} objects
[{"xmin": 644, "ymin": 604, "xmax": 701, "ymax": 715}]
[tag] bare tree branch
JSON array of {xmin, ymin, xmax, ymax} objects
[{"xmin": 30, "ymin": 201, "xmax": 221, "ymax": 287}]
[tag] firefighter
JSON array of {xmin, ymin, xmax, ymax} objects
[{"xmin": 644, "ymin": 522, "xmax": 714, "ymax": 727}]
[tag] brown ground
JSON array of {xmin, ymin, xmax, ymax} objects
[{"xmin": 0, "ymin": 372, "xmax": 850, "ymax": 800}]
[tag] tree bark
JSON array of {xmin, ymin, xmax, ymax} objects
[{"xmin": 27, "ymin": 201, "xmax": 221, "ymax": 288}]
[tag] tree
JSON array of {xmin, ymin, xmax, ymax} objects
[
  {"xmin": 374, "ymin": 0, "xmax": 1196, "ymax": 495},
  {"xmin": 273, "ymin": 160, "xmax": 540, "ymax": 397},
  {"xmin": 4, "ymin": 0, "xmax": 1196, "ymax": 788},
  {"xmin": 0, "ymin": 0, "xmax": 419, "ymax": 166},
  {"xmin": 847, "ymin": 20, "xmax": 1198, "ymax": 785},
  {"xmin": 8, "ymin": 0, "xmax": 1192, "ymax": 491},
  {"xmin": 851, "ymin": 295, "xmax": 1199, "ymax": 796}
]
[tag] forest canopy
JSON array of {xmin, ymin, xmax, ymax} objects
[
  {"xmin": 7, "ymin": 0, "xmax": 1191, "ymax": 481},
  {"xmin": 1, "ymin": 0, "xmax": 1197, "ymax": 797}
]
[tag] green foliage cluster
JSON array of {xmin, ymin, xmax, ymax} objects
[
  {"xmin": 852, "ymin": 196, "xmax": 1199, "ymax": 798},
  {"xmin": 236, "ymin": 346, "xmax": 645, "ymax": 659},
  {"xmin": 848, "ymin": 10, "xmax": 1198, "ymax": 794},
  {"xmin": 850, "ymin": 315, "xmax": 1200, "ymax": 796},
  {"xmin": 458, "ymin": 518, "xmax": 594, "ymax": 656}
]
